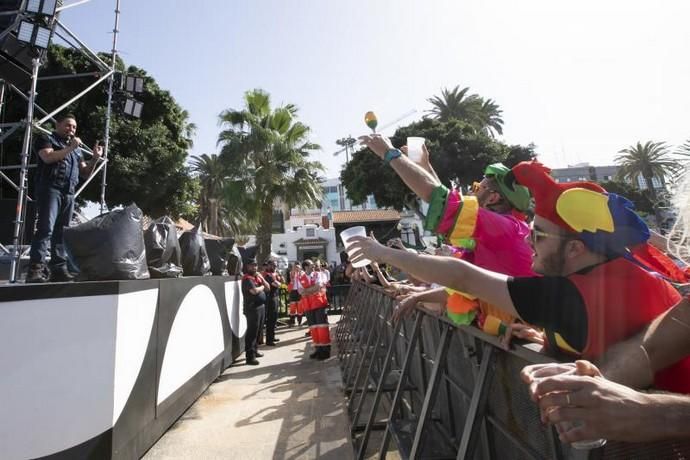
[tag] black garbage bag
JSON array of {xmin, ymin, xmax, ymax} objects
[
  {"xmin": 226, "ymin": 244, "xmax": 243, "ymax": 276},
  {"xmin": 238, "ymin": 245, "xmax": 257, "ymax": 265},
  {"xmin": 204, "ymin": 237, "xmax": 235, "ymax": 276},
  {"xmin": 179, "ymin": 226, "xmax": 211, "ymax": 276},
  {"xmin": 64, "ymin": 203, "xmax": 150, "ymax": 281},
  {"xmin": 144, "ymin": 217, "xmax": 183, "ymax": 278}
]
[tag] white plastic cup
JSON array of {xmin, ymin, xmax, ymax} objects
[
  {"xmin": 406, "ymin": 137, "xmax": 425, "ymax": 163},
  {"xmin": 557, "ymin": 421, "xmax": 607, "ymax": 450},
  {"xmin": 340, "ymin": 226, "xmax": 371, "ymax": 268}
]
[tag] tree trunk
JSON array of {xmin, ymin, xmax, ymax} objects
[
  {"xmin": 208, "ymin": 198, "xmax": 218, "ymax": 236},
  {"xmin": 256, "ymin": 199, "xmax": 274, "ymax": 265}
]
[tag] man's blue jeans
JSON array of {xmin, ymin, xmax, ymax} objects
[{"xmin": 29, "ymin": 187, "xmax": 74, "ymax": 270}]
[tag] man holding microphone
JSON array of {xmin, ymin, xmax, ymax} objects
[{"xmin": 26, "ymin": 113, "xmax": 102, "ymax": 283}]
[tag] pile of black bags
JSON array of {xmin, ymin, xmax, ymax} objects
[
  {"xmin": 144, "ymin": 217, "xmax": 183, "ymax": 278},
  {"xmin": 64, "ymin": 203, "xmax": 150, "ymax": 280}
]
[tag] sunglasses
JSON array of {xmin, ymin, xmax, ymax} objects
[
  {"xmin": 471, "ymin": 178, "xmax": 499, "ymax": 195},
  {"xmin": 529, "ymin": 225, "xmax": 571, "ymax": 246}
]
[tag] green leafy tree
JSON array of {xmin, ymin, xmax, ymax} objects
[
  {"xmin": 217, "ymin": 89, "xmax": 324, "ymax": 263},
  {"xmin": 0, "ymin": 45, "xmax": 197, "ymax": 218},
  {"xmin": 341, "ymin": 117, "xmax": 537, "ymax": 214},
  {"xmin": 599, "ymin": 180, "xmax": 654, "ymax": 215}
]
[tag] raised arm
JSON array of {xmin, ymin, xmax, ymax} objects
[
  {"xmin": 359, "ymin": 134, "xmax": 440, "ymax": 202},
  {"xmin": 346, "ymin": 235, "xmax": 519, "ymax": 319}
]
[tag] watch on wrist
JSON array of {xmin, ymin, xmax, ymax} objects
[{"xmin": 384, "ymin": 148, "xmax": 402, "ymax": 164}]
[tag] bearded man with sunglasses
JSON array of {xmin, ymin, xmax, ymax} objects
[
  {"xmin": 346, "ymin": 160, "xmax": 690, "ymax": 394},
  {"xmin": 358, "ymin": 133, "xmax": 536, "ymax": 337}
]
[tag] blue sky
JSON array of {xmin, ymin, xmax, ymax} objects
[{"xmin": 61, "ymin": 0, "xmax": 690, "ymax": 179}]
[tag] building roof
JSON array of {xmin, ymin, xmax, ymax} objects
[{"xmin": 333, "ymin": 209, "xmax": 401, "ymax": 224}]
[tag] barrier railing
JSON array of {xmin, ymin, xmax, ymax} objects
[{"xmin": 336, "ymin": 281, "xmax": 690, "ymax": 460}]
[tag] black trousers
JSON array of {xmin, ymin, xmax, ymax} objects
[
  {"xmin": 265, "ymin": 296, "xmax": 278, "ymax": 343},
  {"xmin": 244, "ymin": 305, "xmax": 265, "ymax": 358}
]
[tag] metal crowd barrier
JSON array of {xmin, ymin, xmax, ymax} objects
[
  {"xmin": 327, "ymin": 283, "xmax": 351, "ymax": 314},
  {"xmin": 336, "ymin": 281, "xmax": 690, "ymax": 460}
]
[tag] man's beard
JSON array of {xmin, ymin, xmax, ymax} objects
[{"xmin": 537, "ymin": 241, "xmax": 569, "ymax": 276}]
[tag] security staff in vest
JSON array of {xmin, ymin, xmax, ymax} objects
[
  {"xmin": 26, "ymin": 113, "xmax": 103, "ymax": 283},
  {"xmin": 242, "ymin": 257, "xmax": 270, "ymax": 365}
]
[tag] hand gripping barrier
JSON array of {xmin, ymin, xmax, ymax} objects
[{"xmin": 335, "ymin": 281, "xmax": 690, "ymax": 460}]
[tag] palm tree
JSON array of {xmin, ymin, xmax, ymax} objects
[
  {"xmin": 616, "ymin": 141, "xmax": 681, "ymax": 227},
  {"xmin": 427, "ymin": 85, "xmax": 504, "ymax": 136},
  {"xmin": 476, "ymin": 98, "xmax": 504, "ymax": 138},
  {"xmin": 427, "ymin": 86, "xmax": 477, "ymax": 122},
  {"xmin": 616, "ymin": 141, "xmax": 680, "ymax": 197},
  {"xmin": 190, "ymin": 153, "xmax": 226, "ymax": 235},
  {"xmin": 217, "ymin": 89, "xmax": 324, "ymax": 263}
]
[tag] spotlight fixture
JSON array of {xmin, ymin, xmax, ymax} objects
[
  {"xmin": 125, "ymin": 75, "xmax": 144, "ymax": 93},
  {"xmin": 25, "ymin": 0, "xmax": 58, "ymax": 17},
  {"xmin": 17, "ymin": 20, "xmax": 52, "ymax": 49},
  {"xmin": 124, "ymin": 98, "xmax": 143, "ymax": 118}
]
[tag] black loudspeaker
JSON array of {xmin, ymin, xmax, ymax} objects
[{"xmin": 0, "ymin": 0, "xmax": 33, "ymax": 90}]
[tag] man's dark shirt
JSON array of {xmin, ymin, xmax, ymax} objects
[
  {"xmin": 263, "ymin": 271, "xmax": 280, "ymax": 298},
  {"xmin": 507, "ymin": 274, "xmax": 589, "ymax": 351},
  {"xmin": 242, "ymin": 274, "xmax": 267, "ymax": 309},
  {"xmin": 34, "ymin": 132, "xmax": 82, "ymax": 193}
]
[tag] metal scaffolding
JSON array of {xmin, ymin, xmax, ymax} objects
[{"xmin": 0, "ymin": 0, "xmax": 121, "ymax": 283}]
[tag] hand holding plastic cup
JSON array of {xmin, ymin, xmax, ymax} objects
[
  {"xmin": 340, "ymin": 226, "xmax": 372, "ymax": 268},
  {"xmin": 406, "ymin": 137, "xmax": 425, "ymax": 163}
]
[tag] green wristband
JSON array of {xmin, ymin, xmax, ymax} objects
[{"xmin": 384, "ymin": 148, "xmax": 402, "ymax": 165}]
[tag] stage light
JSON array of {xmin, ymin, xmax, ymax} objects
[
  {"xmin": 17, "ymin": 21, "xmax": 52, "ymax": 49},
  {"xmin": 17, "ymin": 21, "xmax": 33, "ymax": 43},
  {"xmin": 125, "ymin": 75, "xmax": 144, "ymax": 93},
  {"xmin": 124, "ymin": 98, "xmax": 143, "ymax": 118},
  {"xmin": 25, "ymin": 0, "xmax": 58, "ymax": 17}
]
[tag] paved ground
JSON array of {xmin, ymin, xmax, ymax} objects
[{"xmin": 144, "ymin": 321, "xmax": 355, "ymax": 460}]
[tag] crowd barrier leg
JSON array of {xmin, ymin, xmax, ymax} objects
[
  {"xmin": 377, "ymin": 311, "xmax": 424, "ymax": 459},
  {"xmin": 336, "ymin": 284, "xmax": 362, "ymax": 361},
  {"xmin": 408, "ymin": 324, "xmax": 454, "ymax": 459},
  {"xmin": 354, "ymin": 315, "xmax": 403, "ymax": 460},
  {"xmin": 456, "ymin": 343, "xmax": 495, "ymax": 459},
  {"xmin": 351, "ymin": 296, "xmax": 396, "ymax": 431},
  {"xmin": 347, "ymin": 294, "xmax": 385, "ymax": 409},
  {"xmin": 342, "ymin": 288, "xmax": 377, "ymax": 388}
]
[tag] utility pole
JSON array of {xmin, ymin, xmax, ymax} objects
[{"xmin": 335, "ymin": 136, "xmax": 356, "ymax": 163}]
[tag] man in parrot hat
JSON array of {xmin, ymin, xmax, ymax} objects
[
  {"xmin": 345, "ymin": 160, "xmax": 690, "ymax": 394},
  {"xmin": 358, "ymin": 133, "xmax": 535, "ymax": 337}
]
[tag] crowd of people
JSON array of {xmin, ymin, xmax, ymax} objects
[
  {"xmin": 241, "ymin": 256, "xmax": 338, "ymax": 365},
  {"xmin": 344, "ymin": 133, "xmax": 690, "ymax": 446},
  {"xmin": 22, "ymin": 113, "xmax": 690, "ymax": 446}
]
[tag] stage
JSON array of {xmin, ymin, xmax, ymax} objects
[{"xmin": 0, "ymin": 275, "xmax": 246, "ymax": 460}]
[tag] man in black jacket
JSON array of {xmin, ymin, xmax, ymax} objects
[{"xmin": 241, "ymin": 257, "xmax": 270, "ymax": 365}]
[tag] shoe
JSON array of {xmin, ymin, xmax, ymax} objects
[
  {"xmin": 26, "ymin": 263, "xmax": 48, "ymax": 283},
  {"xmin": 317, "ymin": 349, "xmax": 331, "ymax": 360},
  {"xmin": 273, "ymin": 338, "xmax": 281, "ymax": 343},
  {"xmin": 246, "ymin": 358, "xmax": 260, "ymax": 366},
  {"xmin": 309, "ymin": 350, "xmax": 319, "ymax": 359},
  {"xmin": 255, "ymin": 351, "xmax": 264, "ymax": 357},
  {"xmin": 49, "ymin": 268, "xmax": 75, "ymax": 283}
]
